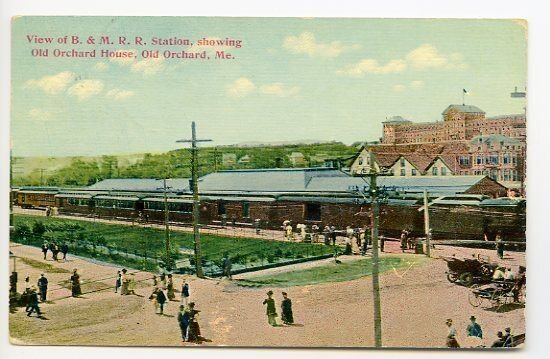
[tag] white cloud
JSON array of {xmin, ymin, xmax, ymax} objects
[
  {"xmin": 94, "ymin": 62, "xmax": 109, "ymax": 72},
  {"xmin": 25, "ymin": 71, "xmax": 75, "ymax": 94},
  {"xmin": 259, "ymin": 83, "xmax": 300, "ymax": 97},
  {"xmin": 405, "ymin": 44, "xmax": 466, "ymax": 70},
  {"xmin": 283, "ymin": 32, "xmax": 351, "ymax": 58},
  {"xmin": 28, "ymin": 108, "xmax": 51, "ymax": 121},
  {"xmin": 226, "ymin": 78, "xmax": 256, "ymax": 97},
  {"xmin": 67, "ymin": 79, "xmax": 104, "ymax": 100},
  {"xmin": 337, "ymin": 59, "xmax": 407, "ymax": 77},
  {"xmin": 131, "ymin": 57, "xmax": 165, "ymax": 75},
  {"xmin": 338, "ymin": 44, "xmax": 467, "ymax": 77},
  {"xmin": 106, "ymin": 88, "xmax": 135, "ymax": 100}
]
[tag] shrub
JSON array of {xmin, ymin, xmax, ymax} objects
[{"xmin": 32, "ymin": 221, "xmax": 47, "ymax": 236}]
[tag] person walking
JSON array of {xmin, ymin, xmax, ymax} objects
[
  {"xmin": 70, "ymin": 269, "xmax": 82, "ymax": 297},
  {"xmin": 160, "ymin": 272, "xmax": 167, "ymax": 289},
  {"xmin": 61, "ymin": 243, "xmax": 69, "ymax": 261},
  {"xmin": 37, "ymin": 273, "xmax": 48, "ymax": 302},
  {"xmin": 263, "ymin": 290, "xmax": 278, "ymax": 326},
  {"xmin": 330, "ymin": 226, "xmax": 337, "ymax": 246},
  {"xmin": 466, "ymin": 316, "xmax": 483, "ymax": 338},
  {"xmin": 26, "ymin": 287, "xmax": 42, "ymax": 318},
  {"xmin": 52, "ymin": 243, "xmax": 60, "ymax": 262},
  {"xmin": 115, "ymin": 271, "xmax": 122, "ymax": 293},
  {"xmin": 445, "ymin": 319, "xmax": 460, "ymax": 348},
  {"xmin": 281, "ymin": 292, "xmax": 294, "ymax": 325},
  {"xmin": 156, "ymin": 288, "xmax": 167, "ymax": 315},
  {"xmin": 177, "ymin": 305, "xmax": 190, "ymax": 342},
  {"xmin": 181, "ymin": 279, "xmax": 190, "ymax": 306},
  {"xmin": 323, "ymin": 226, "xmax": 331, "ymax": 245},
  {"xmin": 223, "ymin": 254, "xmax": 233, "ymax": 280},
  {"xmin": 187, "ymin": 302, "xmax": 202, "ymax": 343},
  {"xmin": 120, "ymin": 268, "xmax": 129, "ymax": 295},
  {"xmin": 41, "ymin": 242, "xmax": 48, "ymax": 260},
  {"xmin": 285, "ymin": 223, "xmax": 294, "ymax": 241},
  {"xmin": 400, "ymin": 230, "xmax": 408, "ymax": 252},
  {"xmin": 496, "ymin": 233, "xmax": 505, "ymax": 259},
  {"xmin": 167, "ymin": 274, "xmax": 175, "ymax": 301}
]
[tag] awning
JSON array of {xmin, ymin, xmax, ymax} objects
[
  {"xmin": 94, "ymin": 195, "xmax": 140, "ymax": 201},
  {"xmin": 142, "ymin": 197, "xmax": 194, "ymax": 204},
  {"xmin": 55, "ymin": 193, "xmax": 93, "ymax": 199}
]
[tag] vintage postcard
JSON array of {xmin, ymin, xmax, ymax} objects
[{"xmin": 8, "ymin": 16, "xmax": 527, "ymax": 349}]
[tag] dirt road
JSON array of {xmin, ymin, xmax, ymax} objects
[{"xmin": 9, "ymin": 242, "xmax": 525, "ymax": 348}]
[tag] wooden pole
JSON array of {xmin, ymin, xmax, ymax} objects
[
  {"xmin": 163, "ymin": 179, "xmax": 171, "ymax": 271},
  {"xmin": 369, "ymin": 149, "xmax": 382, "ymax": 347},
  {"xmin": 423, "ymin": 190, "xmax": 431, "ymax": 257},
  {"xmin": 191, "ymin": 122, "xmax": 204, "ymax": 278}
]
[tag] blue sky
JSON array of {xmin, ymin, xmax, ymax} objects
[{"xmin": 11, "ymin": 17, "xmax": 527, "ymax": 156}]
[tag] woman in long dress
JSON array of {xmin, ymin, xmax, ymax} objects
[
  {"xmin": 187, "ymin": 302, "xmax": 202, "ymax": 342},
  {"xmin": 70, "ymin": 269, "xmax": 82, "ymax": 297},
  {"xmin": 281, "ymin": 292, "xmax": 294, "ymax": 325}
]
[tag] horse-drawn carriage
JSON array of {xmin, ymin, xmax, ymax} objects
[
  {"xmin": 442, "ymin": 254, "xmax": 498, "ymax": 286},
  {"xmin": 468, "ymin": 280, "xmax": 525, "ymax": 311}
]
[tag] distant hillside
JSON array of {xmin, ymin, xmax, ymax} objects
[{"xmin": 12, "ymin": 142, "xmax": 358, "ymax": 187}]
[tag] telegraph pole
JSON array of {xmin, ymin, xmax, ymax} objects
[
  {"xmin": 177, "ymin": 122, "xmax": 212, "ymax": 278},
  {"xmin": 423, "ymin": 190, "xmax": 431, "ymax": 257},
  {"xmin": 368, "ymin": 149, "xmax": 383, "ymax": 347},
  {"xmin": 160, "ymin": 179, "xmax": 172, "ymax": 271}
]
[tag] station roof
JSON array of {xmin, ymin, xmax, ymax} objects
[{"xmin": 87, "ymin": 178, "xmax": 190, "ymax": 193}]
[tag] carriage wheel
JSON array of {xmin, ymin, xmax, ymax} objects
[
  {"xmin": 447, "ymin": 272, "xmax": 459, "ymax": 283},
  {"xmin": 468, "ymin": 290, "xmax": 483, "ymax": 307},
  {"xmin": 459, "ymin": 272, "xmax": 474, "ymax": 287},
  {"xmin": 490, "ymin": 289, "xmax": 504, "ymax": 311}
]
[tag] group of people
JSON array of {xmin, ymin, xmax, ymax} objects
[
  {"xmin": 177, "ymin": 302, "xmax": 202, "ymax": 342},
  {"xmin": 281, "ymin": 220, "xmax": 378, "ymax": 255},
  {"xmin": 492, "ymin": 265, "xmax": 526, "ymax": 303},
  {"xmin": 115, "ymin": 268, "xmax": 137, "ymax": 296},
  {"xmin": 41, "ymin": 241, "xmax": 69, "ymax": 262},
  {"xmin": 262, "ymin": 290, "xmax": 294, "ymax": 326},
  {"xmin": 445, "ymin": 317, "xmax": 516, "ymax": 348}
]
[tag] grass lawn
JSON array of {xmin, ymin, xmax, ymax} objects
[
  {"xmin": 12, "ymin": 214, "xmax": 333, "ymax": 269},
  {"xmin": 236, "ymin": 255, "xmax": 430, "ymax": 288}
]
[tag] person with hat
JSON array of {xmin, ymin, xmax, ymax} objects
[
  {"xmin": 491, "ymin": 331, "xmax": 506, "ymax": 347},
  {"xmin": 445, "ymin": 319, "xmax": 460, "ymax": 348},
  {"xmin": 37, "ymin": 273, "xmax": 48, "ymax": 302},
  {"xmin": 281, "ymin": 292, "xmax": 294, "ymax": 325},
  {"xmin": 70, "ymin": 268, "xmax": 82, "ymax": 297},
  {"xmin": 155, "ymin": 288, "xmax": 167, "ymax": 315},
  {"xmin": 41, "ymin": 242, "xmax": 49, "ymax": 260},
  {"xmin": 177, "ymin": 304, "xmax": 190, "ymax": 342},
  {"xmin": 167, "ymin": 274, "xmax": 175, "ymax": 300},
  {"xmin": 181, "ymin": 279, "xmax": 190, "ymax": 306},
  {"xmin": 503, "ymin": 327, "xmax": 513, "ymax": 347},
  {"xmin": 513, "ymin": 266, "xmax": 526, "ymax": 303},
  {"xmin": 187, "ymin": 302, "xmax": 202, "ymax": 342},
  {"xmin": 492, "ymin": 266, "xmax": 506, "ymax": 281},
  {"xmin": 263, "ymin": 290, "xmax": 278, "ymax": 326},
  {"xmin": 466, "ymin": 316, "xmax": 483, "ymax": 338},
  {"xmin": 26, "ymin": 286, "xmax": 42, "ymax": 318},
  {"xmin": 115, "ymin": 270, "xmax": 122, "ymax": 293},
  {"xmin": 120, "ymin": 268, "xmax": 129, "ymax": 295}
]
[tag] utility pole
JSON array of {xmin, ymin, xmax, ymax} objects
[
  {"xmin": 213, "ymin": 147, "xmax": 218, "ymax": 172},
  {"xmin": 38, "ymin": 168, "xmax": 47, "ymax": 186},
  {"xmin": 423, "ymin": 190, "xmax": 431, "ymax": 257},
  {"xmin": 368, "ymin": 149, "xmax": 383, "ymax": 347},
  {"xmin": 159, "ymin": 179, "xmax": 172, "ymax": 271},
  {"xmin": 177, "ymin": 122, "xmax": 212, "ymax": 278}
]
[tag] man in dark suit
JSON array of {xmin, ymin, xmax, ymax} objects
[
  {"xmin": 37, "ymin": 273, "xmax": 48, "ymax": 302},
  {"xmin": 26, "ymin": 287, "xmax": 42, "ymax": 318}
]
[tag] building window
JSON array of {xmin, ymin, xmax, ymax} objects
[
  {"xmin": 305, "ymin": 203, "xmax": 321, "ymax": 221},
  {"xmin": 242, "ymin": 202, "xmax": 250, "ymax": 218},
  {"xmin": 476, "ymin": 156, "xmax": 482, "ymax": 165},
  {"xmin": 358, "ymin": 157, "xmax": 363, "ymax": 165},
  {"xmin": 400, "ymin": 169, "xmax": 406, "ymax": 176},
  {"xmin": 441, "ymin": 167, "xmax": 447, "ymax": 176},
  {"xmin": 432, "ymin": 167, "xmax": 438, "ymax": 176},
  {"xmin": 411, "ymin": 169, "xmax": 417, "ymax": 176},
  {"xmin": 459, "ymin": 156, "xmax": 471, "ymax": 165},
  {"xmin": 400, "ymin": 158, "xmax": 405, "ymax": 167}
]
